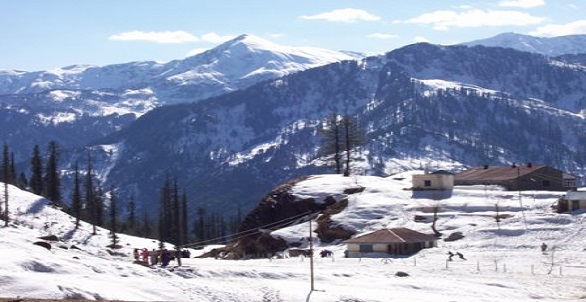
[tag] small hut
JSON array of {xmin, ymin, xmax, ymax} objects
[
  {"xmin": 344, "ymin": 227, "xmax": 437, "ymax": 258},
  {"xmin": 557, "ymin": 190, "xmax": 586, "ymax": 212},
  {"xmin": 412, "ymin": 170, "xmax": 454, "ymax": 190}
]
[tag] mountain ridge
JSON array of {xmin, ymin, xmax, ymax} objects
[
  {"xmin": 459, "ymin": 32, "xmax": 586, "ymax": 56},
  {"xmin": 1, "ymin": 33, "xmax": 585, "ymax": 220},
  {"xmin": 0, "ymin": 34, "xmax": 362, "ymax": 162},
  {"xmin": 87, "ymin": 43, "xmax": 585, "ymax": 217}
]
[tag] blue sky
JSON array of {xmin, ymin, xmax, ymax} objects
[{"xmin": 1, "ymin": 0, "xmax": 584, "ymax": 71}]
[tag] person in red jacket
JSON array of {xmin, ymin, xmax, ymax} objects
[{"xmin": 141, "ymin": 248, "xmax": 150, "ymax": 264}]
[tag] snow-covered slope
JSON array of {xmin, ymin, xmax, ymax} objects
[
  {"xmin": 161, "ymin": 34, "xmax": 361, "ymax": 92},
  {"xmin": 1, "ymin": 173, "xmax": 585, "ymax": 301},
  {"xmin": 460, "ymin": 32, "xmax": 586, "ymax": 56}
]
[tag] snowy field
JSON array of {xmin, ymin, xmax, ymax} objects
[{"xmin": 0, "ymin": 172, "xmax": 585, "ymax": 301}]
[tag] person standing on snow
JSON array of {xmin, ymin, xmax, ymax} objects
[
  {"xmin": 141, "ymin": 248, "xmax": 150, "ymax": 264},
  {"xmin": 160, "ymin": 249, "xmax": 172, "ymax": 267},
  {"xmin": 150, "ymin": 249, "xmax": 158, "ymax": 266},
  {"xmin": 133, "ymin": 248, "xmax": 140, "ymax": 261}
]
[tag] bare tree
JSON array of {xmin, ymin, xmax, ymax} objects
[
  {"xmin": 340, "ymin": 115, "xmax": 365, "ymax": 176},
  {"xmin": 319, "ymin": 113, "xmax": 343, "ymax": 174},
  {"xmin": 319, "ymin": 114, "xmax": 365, "ymax": 176}
]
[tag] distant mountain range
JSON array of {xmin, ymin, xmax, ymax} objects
[
  {"xmin": 1, "ymin": 33, "xmax": 585, "ymax": 219},
  {"xmin": 460, "ymin": 32, "xmax": 586, "ymax": 56},
  {"xmin": 91, "ymin": 40, "xmax": 586, "ymax": 218},
  {"xmin": 0, "ymin": 34, "xmax": 362, "ymax": 161}
]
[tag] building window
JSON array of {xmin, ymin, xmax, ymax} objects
[
  {"xmin": 563, "ymin": 179, "xmax": 576, "ymax": 187},
  {"xmin": 359, "ymin": 244, "xmax": 373, "ymax": 253},
  {"xmin": 542, "ymin": 180, "xmax": 550, "ymax": 187},
  {"xmin": 424, "ymin": 180, "xmax": 432, "ymax": 187}
]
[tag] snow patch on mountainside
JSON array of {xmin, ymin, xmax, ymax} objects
[
  {"xmin": 417, "ymin": 79, "xmax": 500, "ymax": 96},
  {"xmin": 36, "ymin": 112, "xmax": 77, "ymax": 125}
]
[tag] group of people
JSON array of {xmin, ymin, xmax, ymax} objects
[
  {"xmin": 133, "ymin": 248, "xmax": 177, "ymax": 267},
  {"xmin": 319, "ymin": 249, "xmax": 333, "ymax": 257},
  {"xmin": 447, "ymin": 251, "xmax": 466, "ymax": 261}
]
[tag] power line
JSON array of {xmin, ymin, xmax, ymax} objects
[{"xmin": 182, "ymin": 210, "xmax": 313, "ymax": 249}]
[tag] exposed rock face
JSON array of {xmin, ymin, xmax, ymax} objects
[
  {"xmin": 203, "ymin": 176, "xmax": 359, "ymax": 259},
  {"xmin": 315, "ymin": 198, "xmax": 355, "ymax": 243},
  {"xmin": 33, "ymin": 241, "xmax": 51, "ymax": 250},
  {"xmin": 238, "ymin": 176, "xmax": 319, "ymax": 234},
  {"xmin": 38, "ymin": 235, "xmax": 59, "ymax": 242}
]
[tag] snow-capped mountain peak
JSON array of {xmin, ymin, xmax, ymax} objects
[
  {"xmin": 460, "ymin": 32, "xmax": 586, "ymax": 56},
  {"xmin": 160, "ymin": 33, "xmax": 364, "ymax": 95}
]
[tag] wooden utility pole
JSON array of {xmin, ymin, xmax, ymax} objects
[
  {"xmin": 3, "ymin": 182, "xmax": 7, "ymax": 226},
  {"xmin": 309, "ymin": 216, "xmax": 314, "ymax": 291}
]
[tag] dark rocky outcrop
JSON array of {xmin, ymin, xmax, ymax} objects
[
  {"xmin": 444, "ymin": 231, "xmax": 464, "ymax": 242},
  {"xmin": 315, "ymin": 198, "xmax": 355, "ymax": 243},
  {"xmin": 238, "ymin": 176, "xmax": 317, "ymax": 234},
  {"xmin": 38, "ymin": 235, "xmax": 59, "ymax": 242},
  {"xmin": 33, "ymin": 241, "xmax": 51, "ymax": 250},
  {"xmin": 205, "ymin": 175, "xmax": 358, "ymax": 259}
]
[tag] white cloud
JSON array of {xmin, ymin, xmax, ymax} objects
[
  {"xmin": 268, "ymin": 33, "xmax": 285, "ymax": 39},
  {"xmin": 530, "ymin": 20, "xmax": 586, "ymax": 36},
  {"xmin": 300, "ymin": 8, "xmax": 381, "ymax": 23},
  {"xmin": 498, "ymin": 0, "xmax": 545, "ymax": 8},
  {"xmin": 404, "ymin": 9, "xmax": 545, "ymax": 30},
  {"xmin": 200, "ymin": 32, "xmax": 236, "ymax": 43},
  {"xmin": 109, "ymin": 30, "xmax": 199, "ymax": 43},
  {"xmin": 367, "ymin": 33, "xmax": 399, "ymax": 39},
  {"xmin": 414, "ymin": 36, "xmax": 430, "ymax": 43}
]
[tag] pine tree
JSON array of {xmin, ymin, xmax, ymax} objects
[
  {"xmin": 18, "ymin": 172, "xmax": 28, "ymax": 189},
  {"xmin": 2, "ymin": 143, "xmax": 9, "ymax": 226},
  {"xmin": 158, "ymin": 176, "xmax": 172, "ymax": 244},
  {"xmin": 71, "ymin": 162, "xmax": 82, "ymax": 229},
  {"xmin": 2, "ymin": 143, "xmax": 11, "ymax": 183},
  {"xmin": 140, "ymin": 211, "xmax": 154, "ymax": 238},
  {"xmin": 95, "ymin": 185, "xmax": 105, "ymax": 227},
  {"xmin": 196, "ymin": 207, "xmax": 206, "ymax": 243},
  {"xmin": 30, "ymin": 145, "xmax": 43, "ymax": 195},
  {"xmin": 84, "ymin": 150, "xmax": 97, "ymax": 234},
  {"xmin": 9, "ymin": 152, "xmax": 16, "ymax": 186},
  {"xmin": 181, "ymin": 191, "xmax": 189, "ymax": 247},
  {"xmin": 108, "ymin": 187, "xmax": 120, "ymax": 248},
  {"xmin": 172, "ymin": 179, "xmax": 181, "ymax": 246},
  {"xmin": 127, "ymin": 195, "xmax": 137, "ymax": 234},
  {"xmin": 44, "ymin": 141, "xmax": 61, "ymax": 205}
]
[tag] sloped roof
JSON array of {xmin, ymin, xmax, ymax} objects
[
  {"xmin": 455, "ymin": 165, "xmax": 547, "ymax": 181},
  {"xmin": 566, "ymin": 191, "xmax": 586, "ymax": 200},
  {"xmin": 344, "ymin": 228, "xmax": 437, "ymax": 244},
  {"xmin": 431, "ymin": 170, "xmax": 454, "ymax": 175}
]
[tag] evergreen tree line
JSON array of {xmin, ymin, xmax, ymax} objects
[
  {"xmin": 1, "ymin": 141, "xmax": 61, "ymax": 225},
  {"xmin": 2, "ymin": 140, "xmax": 244, "ymax": 249},
  {"xmin": 1, "ymin": 141, "xmax": 61, "ymax": 205},
  {"xmin": 158, "ymin": 176, "xmax": 242, "ymax": 249}
]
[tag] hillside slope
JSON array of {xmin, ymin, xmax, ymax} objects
[{"xmin": 1, "ymin": 174, "xmax": 585, "ymax": 301}]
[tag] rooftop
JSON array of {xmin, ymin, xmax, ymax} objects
[{"xmin": 344, "ymin": 227, "xmax": 437, "ymax": 244}]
